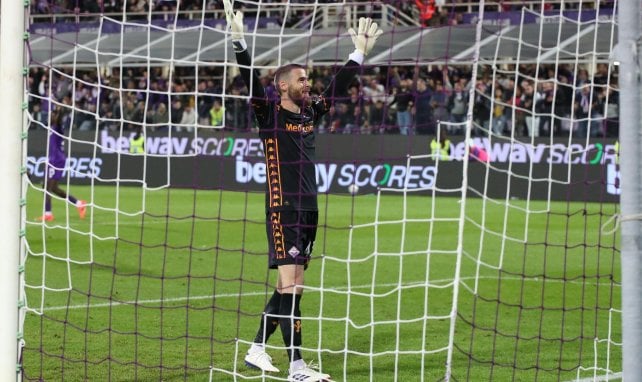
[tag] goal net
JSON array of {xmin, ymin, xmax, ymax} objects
[{"xmin": 21, "ymin": 0, "xmax": 622, "ymax": 381}]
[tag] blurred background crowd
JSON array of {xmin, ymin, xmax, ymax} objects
[{"xmin": 26, "ymin": 0, "xmax": 619, "ymax": 138}]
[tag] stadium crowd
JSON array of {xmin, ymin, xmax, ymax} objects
[
  {"xmin": 28, "ymin": 1, "xmax": 615, "ymax": 29},
  {"xmin": 28, "ymin": 59, "xmax": 619, "ymax": 138},
  {"xmin": 26, "ymin": 0, "xmax": 619, "ymax": 138}
]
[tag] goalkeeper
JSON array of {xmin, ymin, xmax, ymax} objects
[{"xmin": 223, "ymin": 1, "xmax": 382, "ymax": 380}]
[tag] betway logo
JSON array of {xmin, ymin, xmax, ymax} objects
[
  {"xmin": 236, "ymin": 158, "xmax": 437, "ymax": 192},
  {"xmin": 453, "ymin": 139, "xmax": 618, "ymax": 165},
  {"xmin": 99, "ymin": 131, "xmax": 264, "ymax": 157}
]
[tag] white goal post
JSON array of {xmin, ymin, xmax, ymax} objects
[
  {"xmin": 615, "ymin": 0, "xmax": 642, "ymax": 379},
  {"xmin": 0, "ymin": 0, "xmax": 26, "ymax": 380}
]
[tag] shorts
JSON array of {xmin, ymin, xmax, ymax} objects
[
  {"xmin": 266, "ymin": 210, "xmax": 318, "ymax": 270},
  {"xmin": 46, "ymin": 162, "xmax": 64, "ymax": 181}
]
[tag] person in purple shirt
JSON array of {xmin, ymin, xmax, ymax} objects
[{"xmin": 36, "ymin": 107, "xmax": 86, "ymax": 222}]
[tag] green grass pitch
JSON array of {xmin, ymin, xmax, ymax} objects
[{"xmin": 22, "ymin": 185, "xmax": 621, "ymax": 381}]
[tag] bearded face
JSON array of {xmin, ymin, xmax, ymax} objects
[
  {"xmin": 283, "ymin": 68, "xmax": 310, "ymax": 106},
  {"xmin": 287, "ymin": 86, "xmax": 309, "ymax": 106}
]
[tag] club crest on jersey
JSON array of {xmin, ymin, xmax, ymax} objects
[{"xmin": 288, "ymin": 246, "xmax": 300, "ymax": 258}]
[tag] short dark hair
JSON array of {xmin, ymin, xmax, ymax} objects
[{"xmin": 273, "ymin": 63, "xmax": 306, "ymax": 92}]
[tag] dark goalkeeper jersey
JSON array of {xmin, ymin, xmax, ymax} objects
[{"xmin": 235, "ymin": 48, "xmax": 359, "ymax": 212}]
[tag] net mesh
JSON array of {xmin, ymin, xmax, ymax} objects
[{"xmin": 22, "ymin": 1, "xmax": 621, "ymax": 381}]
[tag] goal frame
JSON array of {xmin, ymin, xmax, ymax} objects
[
  {"xmin": 5, "ymin": 1, "xmax": 642, "ymax": 381},
  {"xmin": 0, "ymin": 0, "xmax": 27, "ymax": 381},
  {"xmin": 616, "ymin": 0, "xmax": 642, "ymax": 379}
]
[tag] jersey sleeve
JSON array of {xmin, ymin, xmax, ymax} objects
[
  {"xmin": 235, "ymin": 48, "xmax": 270, "ymax": 122},
  {"xmin": 311, "ymin": 59, "xmax": 360, "ymax": 119}
]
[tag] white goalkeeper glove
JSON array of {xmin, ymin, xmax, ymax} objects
[
  {"xmin": 223, "ymin": 0, "xmax": 246, "ymax": 51},
  {"xmin": 348, "ymin": 17, "xmax": 383, "ymax": 57}
]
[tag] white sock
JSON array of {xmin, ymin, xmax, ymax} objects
[
  {"xmin": 290, "ymin": 359, "xmax": 305, "ymax": 371},
  {"xmin": 249, "ymin": 343, "xmax": 264, "ymax": 354}
]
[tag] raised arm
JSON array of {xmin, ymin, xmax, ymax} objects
[
  {"xmin": 323, "ymin": 17, "xmax": 384, "ymax": 99},
  {"xmin": 223, "ymin": 0, "xmax": 265, "ymax": 100}
]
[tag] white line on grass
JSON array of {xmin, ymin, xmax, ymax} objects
[
  {"xmin": 563, "ymin": 372, "xmax": 622, "ymax": 382},
  {"xmin": 39, "ymin": 275, "xmax": 618, "ymax": 312},
  {"xmin": 41, "ymin": 290, "xmax": 268, "ymax": 311}
]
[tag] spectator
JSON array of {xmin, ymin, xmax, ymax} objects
[
  {"xmin": 261, "ymin": 75, "xmax": 278, "ymax": 102},
  {"xmin": 197, "ymin": 80, "xmax": 214, "ymax": 126},
  {"xmin": 590, "ymin": 87, "xmax": 607, "ymax": 137},
  {"xmin": 98, "ymin": 101, "xmax": 118, "ymax": 131},
  {"xmin": 135, "ymin": 100, "xmax": 147, "ymax": 128},
  {"xmin": 171, "ymin": 99, "xmax": 184, "ymax": 127},
  {"xmin": 604, "ymin": 84, "xmax": 619, "ymax": 137},
  {"xmin": 33, "ymin": 0, "xmax": 50, "ymax": 14},
  {"xmin": 148, "ymin": 80, "xmax": 168, "ymax": 111},
  {"xmin": 416, "ymin": 0, "xmax": 436, "ymax": 27},
  {"xmin": 575, "ymin": 68, "xmax": 591, "ymax": 88},
  {"xmin": 30, "ymin": 103, "xmax": 48, "ymax": 129},
  {"xmin": 365, "ymin": 99, "xmax": 387, "ymax": 134},
  {"xmin": 78, "ymin": 0, "xmax": 101, "ymax": 14},
  {"xmin": 521, "ymin": 80, "xmax": 541, "ymax": 137},
  {"xmin": 430, "ymin": 126, "xmax": 451, "ymax": 161},
  {"xmin": 492, "ymin": 86, "xmax": 509, "ymax": 136},
  {"xmin": 554, "ymin": 76, "xmax": 574, "ymax": 136},
  {"xmin": 178, "ymin": 98, "xmax": 198, "ymax": 132},
  {"xmin": 128, "ymin": 0, "xmax": 150, "ymax": 19},
  {"xmin": 431, "ymin": 78, "xmax": 450, "ymax": 132},
  {"xmin": 473, "ymin": 80, "xmax": 491, "ymax": 136},
  {"xmin": 122, "ymin": 99, "xmax": 143, "ymax": 130},
  {"xmin": 535, "ymin": 85, "xmax": 554, "ymax": 136},
  {"xmin": 102, "ymin": 0, "xmax": 120, "ymax": 13},
  {"xmin": 574, "ymin": 83, "xmax": 593, "ymax": 137},
  {"xmin": 225, "ymin": 87, "xmax": 249, "ymax": 131},
  {"xmin": 54, "ymin": 70, "xmax": 72, "ymax": 101},
  {"xmin": 77, "ymin": 103, "xmax": 98, "ymax": 131},
  {"xmin": 331, "ymin": 93, "xmax": 363, "ymax": 135},
  {"xmin": 507, "ymin": 85, "xmax": 526, "ymax": 136},
  {"xmin": 209, "ymin": 98, "xmax": 224, "ymax": 127},
  {"xmin": 389, "ymin": 79, "xmax": 414, "ymax": 135},
  {"xmin": 129, "ymin": 127, "xmax": 145, "ymax": 154},
  {"xmin": 593, "ymin": 63, "xmax": 610, "ymax": 86},
  {"xmin": 362, "ymin": 77, "xmax": 387, "ymax": 104},
  {"xmin": 345, "ymin": 86, "xmax": 365, "ymax": 134},
  {"xmin": 448, "ymin": 79, "xmax": 467, "ymax": 134},
  {"xmin": 151, "ymin": 102, "xmax": 169, "ymax": 130},
  {"xmin": 413, "ymin": 78, "xmax": 434, "ymax": 135}
]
